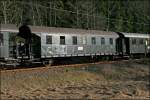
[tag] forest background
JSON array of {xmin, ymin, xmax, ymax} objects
[{"xmin": 0, "ymin": 0, "xmax": 150, "ymax": 33}]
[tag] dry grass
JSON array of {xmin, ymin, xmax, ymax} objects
[{"xmin": 0, "ymin": 59, "xmax": 150, "ymax": 99}]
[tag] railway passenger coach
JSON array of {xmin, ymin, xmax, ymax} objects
[
  {"xmin": 40, "ymin": 27, "xmax": 118, "ymax": 58},
  {"xmin": 116, "ymin": 32, "xmax": 150, "ymax": 56},
  {"xmin": 0, "ymin": 24, "xmax": 118, "ymax": 60},
  {"xmin": 0, "ymin": 24, "xmax": 150, "ymax": 65}
]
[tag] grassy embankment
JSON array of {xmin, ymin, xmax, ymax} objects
[{"xmin": 1, "ymin": 58, "xmax": 150, "ymax": 99}]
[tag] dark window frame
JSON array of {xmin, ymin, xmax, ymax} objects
[
  {"xmin": 72, "ymin": 36, "xmax": 77, "ymax": 45},
  {"xmin": 46, "ymin": 35, "xmax": 52, "ymax": 44},
  {"xmin": 101, "ymin": 37, "xmax": 105, "ymax": 45},
  {"xmin": 132, "ymin": 38, "xmax": 136, "ymax": 45},
  {"xmin": 139, "ymin": 39, "xmax": 144, "ymax": 45},
  {"xmin": 0, "ymin": 33, "xmax": 3, "ymax": 46},
  {"xmin": 109, "ymin": 38, "xmax": 113, "ymax": 45},
  {"xmin": 60, "ymin": 36, "xmax": 65, "ymax": 45},
  {"xmin": 91, "ymin": 37, "xmax": 96, "ymax": 45}
]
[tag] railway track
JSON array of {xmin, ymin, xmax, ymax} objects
[{"xmin": 0, "ymin": 59, "xmax": 133, "ymax": 73}]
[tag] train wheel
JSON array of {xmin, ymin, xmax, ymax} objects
[
  {"xmin": 42, "ymin": 59, "xmax": 53, "ymax": 67},
  {"xmin": 48, "ymin": 59, "xmax": 53, "ymax": 66}
]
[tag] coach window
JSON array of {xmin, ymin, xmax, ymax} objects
[
  {"xmin": 132, "ymin": 38, "xmax": 136, "ymax": 45},
  {"xmin": 0, "ymin": 33, "xmax": 3, "ymax": 46},
  {"xmin": 109, "ymin": 38, "xmax": 113, "ymax": 45},
  {"xmin": 72, "ymin": 36, "xmax": 77, "ymax": 45},
  {"xmin": 139, "ymin": 39, "xmax": 144, "ymax": 44},
  {"xmin": 101, "ymin": 37, "xmax": 105, "ymax": 45},
  {"xmin": 60, "ymin": 36, "xmax": 65, "ymax": 45},
  {"xmin": 91, "ymin": 37, "xmax": 96, "ymax": 45},
  {"xmin": 46, "ymin": 35, "xmax": 52, "ymax": 44}
]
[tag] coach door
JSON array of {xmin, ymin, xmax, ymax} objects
[
  {"xmin": 116, "ymin": 37, "xmax": 129, "ymax": 55},
  {"xmin": 116, "ymin": 32, "xmax": 130, "ymax": 55},
  {"xmin": 31, "ymin": 34, "xmax": 41, "ymax": 58},
  {"xmin": 124, "ymin": 38, "xmax": 130, "ymax": 55},
  {"xmin": 116, "ymin": 38, "xmax": 123, "ymax": 55},
  {"xmin": 120, "ymin": 37, "xmax": 130, "ymax": 55}
]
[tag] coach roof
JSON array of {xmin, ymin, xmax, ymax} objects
[
  {"xmin": 120, "ymin": 32, "xmax": 150, "ymax": 38},
  {"xmin": 1, "ymin": 24, "xmax": 118, "ymax": 37}
]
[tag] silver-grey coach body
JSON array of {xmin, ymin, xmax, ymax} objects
[
  {"xmin": 0, "ymin": 24, "xmax": 119, "ymax": 59},
  {"xmin": 120, "ymin": 32, "xmax": 150, "ymax": 54},
  {"xmin": 0, "ymin": 24, "xmax": 18, "ymax": 59},
  {"xmin": 38, "ymin": 27, "xmax": 119, "ymax": 58},
  {"xmin": 1, "ymin": 24, "xmax": 150, "ymax": 60}
]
